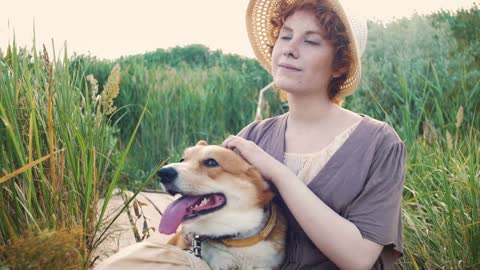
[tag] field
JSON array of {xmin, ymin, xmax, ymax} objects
[{"xmin": 1, "ymin": 5, "xmax": 479, "ymax": 269}]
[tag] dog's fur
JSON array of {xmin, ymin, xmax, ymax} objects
[{"xmin": 157, "ymin": 141, "xmax": 286, "ymax": 270}]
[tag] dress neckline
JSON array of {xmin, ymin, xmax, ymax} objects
[{"xmin": 272, "ymin": 112, "xmax": 369, "ymax": 188}]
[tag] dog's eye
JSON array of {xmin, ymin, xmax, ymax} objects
[
  {"xmin": 179, "ymin": 158, "xmax": 184, "ymax": 162},
  {"xmin": 203, "ymin": 158, "xmax": 219, "ymax": 168}
]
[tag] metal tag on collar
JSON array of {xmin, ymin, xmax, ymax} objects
[{"xmin": 191, "ymin": 234, "xmax": 203, "ymax": 258}]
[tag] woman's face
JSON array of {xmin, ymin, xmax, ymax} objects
[{"xmin": 271, "ymin": 9, "xmax": 337, "ymax": 98}]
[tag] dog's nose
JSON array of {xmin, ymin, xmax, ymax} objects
[{"xmin": 157, "ymin": 167, "xmax": 178, "ymax": 184}]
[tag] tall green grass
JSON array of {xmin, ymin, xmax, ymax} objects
[
  {"xmin": 75, "ymin": 50, "xmax": 282, "ymax": 189},
  {"xmin": 1, "ymin": 5, "xmax": 479, "ymax": 269},
  {"xmin": 0, "ymin": 42, "xmax": 158, "ymax": 269},
  {"xmin": 68, "ymin": 10, "xmax": 480, "ymax": 268},
  {"xmin": 347, "ymin": 13, "xmax": 480, "ymax": 269},
  {"xmin": 401, "ymin": 125, "xmax": 479, "ymax": 269}
]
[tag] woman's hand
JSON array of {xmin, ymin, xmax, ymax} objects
[{"xmin": 222, "ymin": 135, "xmax": 291, "ymax": 184}]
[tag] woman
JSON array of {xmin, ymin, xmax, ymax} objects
[
  {"xmin": 97, "ymin": 0, "xmax": 406, "ymax": 269},
  {"xmin": 223, "ymin": 0, "xmax": 406, "ymax": 269}
]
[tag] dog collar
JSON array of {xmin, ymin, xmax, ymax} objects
[{"xmin": 220, "ymin": 204, "xmax": 277, "ymax": 248}]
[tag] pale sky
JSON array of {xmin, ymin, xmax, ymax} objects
[{"xmin": 0, "ymin": 0, "xmax": 477, "ymax": 60}]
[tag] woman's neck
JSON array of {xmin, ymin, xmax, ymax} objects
[{"xmin": 287, "ymin": 94, "xmax": 339, "ymax": 127}]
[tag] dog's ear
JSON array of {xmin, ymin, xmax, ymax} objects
[
  {"xmin": 196, "ymin": 140, "xmax": 208, "ymax": 146},
  {"xmin": 247, "ymin": 167, "xmax": 276, "ymax": 206},
  {"xmin": 246, "ymin": 166, "xmax": 263, "ymax": 183}
]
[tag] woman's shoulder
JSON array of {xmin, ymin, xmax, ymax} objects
[
  {"xmin": 360, "ymin": 114, "xmax": 404, "ymax": 147},
  {"xmin": 236, "ymin": 113, "xmax": 288, "ymax": 140},
  {"xmin": 356, "ymin": 115, "xmax": 407, "ymax": 180}
]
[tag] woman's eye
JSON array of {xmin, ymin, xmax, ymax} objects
[
  {"xmin": 204, "ymin": 158, "xmax": 219, "ymax": 168},
  {"xmin": 179, "ymin": 158, "xmax": 184, "ymax": 162},
  {"xmin": 305, "ymin": 40, "xmax": 319, "ymax": 45},
  {"xmin": 280, "ymin": 36, "xmax": 292, "ymax": 40}
]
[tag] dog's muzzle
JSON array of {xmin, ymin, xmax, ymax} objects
[{"xmin": 157, "ymin": 167, "xmax": 178, "ymax": 184}]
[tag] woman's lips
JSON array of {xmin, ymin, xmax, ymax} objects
[{"xmin": 278, "ymin": 64, "xmax": 301, "ymax": 71}]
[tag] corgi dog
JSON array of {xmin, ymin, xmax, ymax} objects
[{"xmin": 157, "ymin": 140, "xmax": 286, "ymax": 270}]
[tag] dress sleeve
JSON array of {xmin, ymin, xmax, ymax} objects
[
  {"xmin": 236, "ymin": 120, "xmax": 260, "ymax": 140},
  {"xmin": 345, "ymin": 140, "xmax": 407, "ymax": 255}
]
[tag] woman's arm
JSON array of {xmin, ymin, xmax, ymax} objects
[{"xmin": 223, "ymin": 136, "xmax": 383, "ymax": 270}]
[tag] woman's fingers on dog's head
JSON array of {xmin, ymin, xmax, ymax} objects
[
  {"xmin": 223, "ymin": 136, "xmax": 246, "ymax": 157},
  {"xmin": 221, "ymin": 135, "xmax": 232, "ymax": 148},
  {"xmin": 223, "ymin": 135, "xmax": 239, "ymax": 149}
]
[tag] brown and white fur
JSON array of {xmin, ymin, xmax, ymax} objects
[{"xmin": 157, "ymin": 140, "xmax": 286, "ymax": 270}]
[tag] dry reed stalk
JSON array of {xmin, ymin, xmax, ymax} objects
[
  {"xmin": 1, "ymin": 212, "xmax": 16, "ymax": 241},
  {"xmin": 42, "ymin": 45, "xmax": 57, "ymax": 195},
  {"xmin": 86, "ymin": 74, "xmax": 99, "ymax": 102},
  {"xmin": 446, "ymin": 130, "xmax": 453, "ymax": 149},
  {"xmin": 0, "ymin": 149, "xmax": 65, "ymax": 184},
  {"xmin": 100, "ymin": 63, "xmax": 121, "ymax": 116},
  {"xmin": 405, "ymin": 249, "xmax": 421, "ymax": 270},
  {"xmin": 255, "ymin": 82, "xmax": 274, "ymax": 121},
  {"xmin": 456, "ymin": 105, "xmax": 464, "ymax": 129}
]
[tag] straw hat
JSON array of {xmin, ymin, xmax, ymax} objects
[{"xmin": 246, "ymin": 0, "xmax": 368, "ymax": 100}]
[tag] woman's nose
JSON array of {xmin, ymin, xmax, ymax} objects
[{"xmin": 283, "ymin": 39, "xmax": 300, "ymax": 59}]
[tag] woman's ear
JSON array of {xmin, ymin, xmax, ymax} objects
[{"xmin": 332, "ymin": 70, "xmax": 342, "ymax": 79}]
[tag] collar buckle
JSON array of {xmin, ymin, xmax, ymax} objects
[{"xmin": 190, "ymin": 234, "xmax": 203, "ymax": 258}]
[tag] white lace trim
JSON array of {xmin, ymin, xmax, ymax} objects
[{"xmin": 284, "ymin": 120, "xmax": 361, "ymax": 185}]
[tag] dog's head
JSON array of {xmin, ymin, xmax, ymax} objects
[{"xmin": 157, "ymin": 140, "xmax": 275, "ymax": 237}]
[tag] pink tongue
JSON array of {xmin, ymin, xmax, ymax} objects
[{"xmin": 159, "ymin": 195, "xmax": 201, "ymax": 235}]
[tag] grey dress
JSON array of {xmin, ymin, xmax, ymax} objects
[{"xmin": 237, "ymin": 113, "xmax": 406, "ymax": 270}]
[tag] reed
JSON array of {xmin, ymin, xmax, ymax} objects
[
  {"xmin": 1, "ymin": 6, "xmax": 479, "ymax": 268},
  {"xmin": 0, "ymin": 42, "xmax": 157, "ymax": 268}
]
